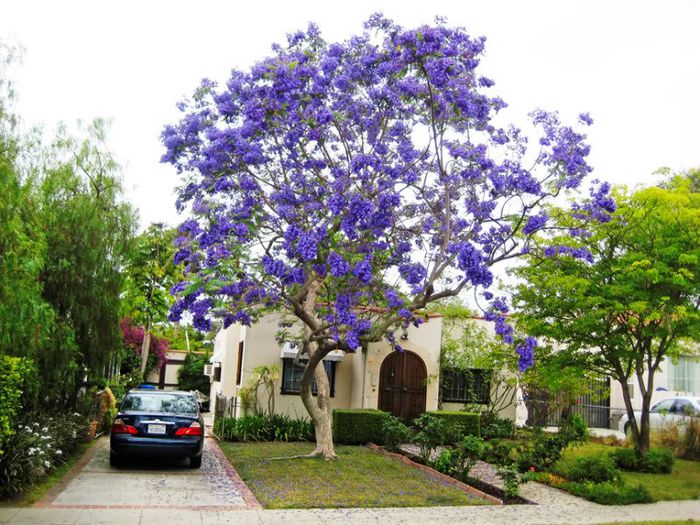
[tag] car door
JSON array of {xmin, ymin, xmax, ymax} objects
[
  {"xmin": 670, "ymin": 399, "xmax": 695, "ymax": 424},
  {"xmin": 649, "ymin": 398, "xmax": 675, "ymax": 429}
]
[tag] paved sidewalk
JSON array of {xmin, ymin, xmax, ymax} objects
[{"xmin": 1, "ymin": 499, "xmax": 699, "ymax": 524}]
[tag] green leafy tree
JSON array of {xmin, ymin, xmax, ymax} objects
[
  {"xmin": 38, "ymin": 120, "xmax": 137, "ymax": 402},
  {"xmin": 121, "ymin": 223, "xmax": 181, "ymax": 374},
  {"xmin": 0, "ymin": 46, "xmax": 53, "ymax": 410},
  {"xmin": 513, "ymin": 176, "xmax": 700, "ymax": 456},
  {"xmin": 177, "ymin": 351, "xmax": 211, "ymax": 393}
]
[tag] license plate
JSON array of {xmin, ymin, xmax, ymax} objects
[{"xmin": 148, "ymin": 424, "xmax": 166, "ymax": 435}]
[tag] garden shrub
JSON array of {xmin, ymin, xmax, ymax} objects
[
  {"xmin": 218, "ymin": 414, "xmax": 313, "ymax": 442},
  {"xmin": 414, "ymin": 413, "xmax": 455, "ymax": 463},
  {"xmin": 428, "ymin": 411, "xmax": 480, "ymax": 439},
  {"xmin": 496, "ymin": 463, "xmax": 523, "ymax": 498},
  {"xmin": 559, "ymin": 481, "xmax": 653, "ymax": 505},
  {"xmin": 482, "ymin": 415, "xmax": 515, "ymax": 440},
  {"xmin": 483, "ymin": 438, "xmax": 515, "ymax": 466},
  {"xmin": 517, "ymin": 415, "xmax": 588, "ymax": 472},
  {"xmin": 333, "ymin": 409, "xmax": 390, "ymax": 445},
  {"xmin": 430, "ymin": 448, "xmax": 453, "ymax": 475},
  {"xmin": 0, "ymin": 411, "xmax": 90, "ymax": 497},
  {"xmin": 0, "ymin": 356, "xmax": 33, "ymax": 455},
  {"xmin": 562, "ymin": 455, "xmax": 620, "ymax": 483},
  {"xmin": 450, "ymin": 435, "xmax": 488, "ymax": 479},
  {"xmin": 610, "ymin": 447, "xmax": 674, "ymax": 474},
  {"xmin": 380, "ymin": 414, "xmax": 413, "ymax": 452}
]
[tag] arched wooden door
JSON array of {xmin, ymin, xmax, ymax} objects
[{"xmin": 378, "ymin": 350, "xmax": 427, "ymax": 422}]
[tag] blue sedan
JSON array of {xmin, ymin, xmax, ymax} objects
[{"xmin": 110, "ymin": 390, "xmax": 204, "ymax": 468}]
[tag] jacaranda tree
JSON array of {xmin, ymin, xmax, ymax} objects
[{"xmin": 162, "ymin": 15, "xmax": 611, "ymax": 458}]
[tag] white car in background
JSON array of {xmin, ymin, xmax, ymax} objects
[{"xmin": 618, "ymin": 396, "xmax": 700, "ymax": 435}]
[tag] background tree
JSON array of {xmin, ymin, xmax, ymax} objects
[
  {"xmin": 177, "ymin": 351, "xmax": 211, "ymax": 394},
  {"xmin": 121, "ymin": 223, "xmax": 181, "ymax": 373},
  {"xmin": 37, "ymin": 120, "xmax": 136, "ymax": 403},
  {"xmin": 513, "ymin": 176, "xmax": 700, "ymax": 456},
  {"xmin": 162, "ymin": 16, "xmax": 610, "ymax": 458}
]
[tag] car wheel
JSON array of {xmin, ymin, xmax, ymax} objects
[
  {"xmin": 189, "ymin": 455, "xmax": 202, "ymax": 469},
  {"xmin": 109, "ymin": 452, "xmax": 122, "ymax": 467}
]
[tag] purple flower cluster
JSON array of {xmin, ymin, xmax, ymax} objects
[
  {"xmin": 161, "ymin": 15, "xmax": 602, "ymax": 370},
  {"xmin": 516, "ymin": 336, "xmax": 537, "ymax": 372},
  {"xmin": 543, "ymin": 244, "xmax": 594, "ymax": 263}
]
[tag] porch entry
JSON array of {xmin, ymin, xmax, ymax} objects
[{"xmin": 378, "ymin": 350, "xmax": 427, "ymax": 421}]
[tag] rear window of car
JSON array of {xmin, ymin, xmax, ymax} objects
[{"xmin": 121, "ymin": 393, "xmax": 198, "ymax": 415}]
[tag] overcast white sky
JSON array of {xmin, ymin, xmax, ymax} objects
[{"xmin": 2, "ymin": 0, "xmax": 699, "ymax": 230}]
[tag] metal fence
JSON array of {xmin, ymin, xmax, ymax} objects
[
  {"xmin": 214, "ymin": 393, "xmax": 241, "ymax": 426},
  {"xmin": 525, "ymin": 376, "xmax": 611, "ymax": 429}
]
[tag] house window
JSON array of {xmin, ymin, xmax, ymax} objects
[
  {"xmin": 281, "ymin": 358, "xmax": 336, "ymax": 397},
  {"xmin": 669, "ymin": 356, "xmax": 700, "ymax": 393},
  {"xmin": 441, "ymin": 369, "xmax": 490, "ymax": 404}
]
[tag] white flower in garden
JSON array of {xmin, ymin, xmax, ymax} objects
[
  {"xmin": 56, "ymin": 450, "xmax": 63, "ymax": 455},
  {"xmin": 42, "ymin": 427, "xmax": 48, "ymax": 432},
  {"xmin": 44, "ymin": 460, "xmax": 51, "ymax": 468},
  {"xmin": 28, "ymin": 447, "xmax": 36, "ymax": 456}
]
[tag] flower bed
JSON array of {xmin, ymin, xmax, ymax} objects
[{"xmin": 0, "ymin": 411, "xmax": 90, "ymax": 498}]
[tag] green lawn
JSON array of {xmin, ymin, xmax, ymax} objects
[
  {"xmin": 0, "ymin": 439, "xmax": 97, "ymax": 507},
  {"xmin": 218, "ymin": 441, "xmax": 491, "ymax": 509},
  {"xmin": 558, "ymin": 442, "xmax": 700, "ymax": 501}
]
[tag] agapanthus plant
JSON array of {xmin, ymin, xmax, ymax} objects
[{"xmin": 162, "ymin": 14, "xmax": 611, "ymax": 458}]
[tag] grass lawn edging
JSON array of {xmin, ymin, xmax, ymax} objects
[{"xmin": 366, "ymin": 444, "xmax": 503, "ymax": 505}]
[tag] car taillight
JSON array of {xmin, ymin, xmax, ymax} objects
[
  {"xmin": 175, "ymin": 421, "xmax": 203, "ymax": 436},
  {"xmin": 112, "ymin": 418, "xmax": 138, "ymax": 435}
]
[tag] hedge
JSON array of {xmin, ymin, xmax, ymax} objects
[
  {"xmin": 333, "ymin": 409, "xmax": 391, "ymax": 444},
  {"xmin": 427, "ymin": 411, "xmax": 480, "ymax": 439}
]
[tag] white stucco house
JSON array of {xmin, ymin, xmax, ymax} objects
[{"xmin": 206, "ymin": 313, "xmax": 519, "ymax": 423}]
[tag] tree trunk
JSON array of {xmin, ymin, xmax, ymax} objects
[
  {"xmin": 636, "ymin": 372, "xmax": 655, "ymax": 457},
  {"xmin": 140, "ymin": 325, "xmax": 151, "ymax": 375},
  {"xmin": 300, "ymin": 352, "xmax": 337, "ymax": 460}
]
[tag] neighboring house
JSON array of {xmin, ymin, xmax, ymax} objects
[
  {"xmin": 207, "ymin": 312, "xmax": 521, "ymax": 424},
  {"xmin": 145, "ymin": 349, "xmax": 190, "ymax": 390},
  {"xmin": 609, "ymin": 353, "xmax": 700, "ymax": 428}
]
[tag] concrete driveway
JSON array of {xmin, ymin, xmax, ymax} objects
[{"xmin": 35, "ymin": 437, "xmax": 259, "ymax": 511}]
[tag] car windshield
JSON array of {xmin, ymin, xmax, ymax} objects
[{"xmin": 121, "ymin": 393, "xmax": 198, "ymax": 415}]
